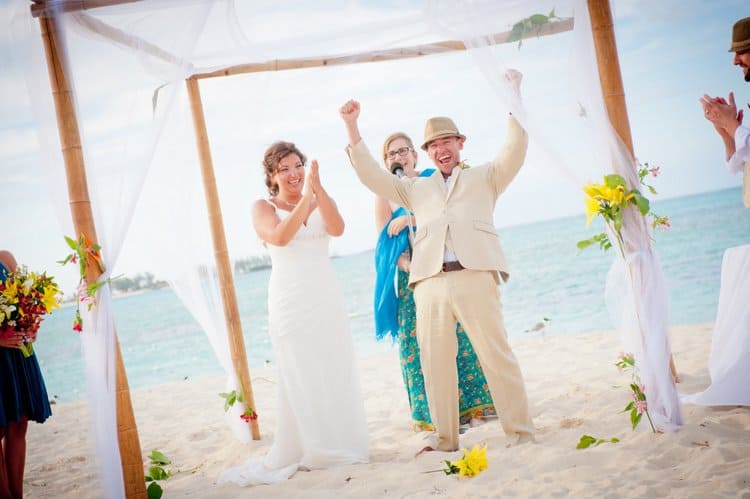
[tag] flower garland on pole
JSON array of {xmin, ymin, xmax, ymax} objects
[
  {"xmin": 58, "ymin": 234, "xmax": 120, "ymax": 332},
  {"xmin": 577, "ymin": 163, "xmax": 666, "ymax": 435}
]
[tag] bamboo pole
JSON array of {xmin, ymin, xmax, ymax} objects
[
  {"xmin": 587, "ymin": 0, "xmax": 678, "ymax": 382},
  {"xmin": 586, "ymin": 0, "xmax": 633, "ymax": 155},
  {"xmin": 193, "ymin": 18, "xmax": 575, "ymax": 80},
  {"xmin": 31, "ymin": 0, "xmax": 142, "ymax": 18},
  {"xmin": 185, "ymin": 77, "xmax": 261, "ymax": 440},
  {"xmin": 38, "ymin": 13, "xmax": 147, "ymax": 499}
]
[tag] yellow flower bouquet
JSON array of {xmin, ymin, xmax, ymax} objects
[
  {"xmin": 0, "ymin": 266, "xmax": 62, "ymax": 357},
  {"xmin": 443, "ymin": 444, "xmax": 488, "ymax": 477},
  {"xmin": 577, "ymin": 164, "xmax": 669, "ymax": 258}
]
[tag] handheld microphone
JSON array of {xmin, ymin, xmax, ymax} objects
[{"xmin": 391, "ymin": 162, "xmax": 405, "ymax": 178}]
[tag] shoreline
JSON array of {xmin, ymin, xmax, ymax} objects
[
  {"xmin": 41, "ymin": 322, "xmax": 716, "ymax": 405},
  {"xmin": 26, "ymin": 323, "xmax": 750, "ymax": 498}
]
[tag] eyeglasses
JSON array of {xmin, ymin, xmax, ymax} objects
[{"xmin": 386, "ymin": 146, "xmax": 413, "ymax": 160}]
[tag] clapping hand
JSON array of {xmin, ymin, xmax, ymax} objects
[
  {"xmin": 304, "ymin": 160, "xmax": 323, "ymax": 198},
  {"xmin": 700, "ymin": 92, "xmax": 743, "ymax": 132}
]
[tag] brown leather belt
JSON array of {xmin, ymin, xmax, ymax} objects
[{"xmin": 441, "ymin": 261, "xmax": 464, "ymax": 272}]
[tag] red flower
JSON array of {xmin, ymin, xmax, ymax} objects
[
  {"xmin": 240, "ymin": 409, "xmax": 258, "ymax": 423},
  {"xmin": 72, "ymin": 315, "xmax": 83, "ymax": 332}
]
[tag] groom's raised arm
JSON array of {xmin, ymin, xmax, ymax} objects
[
  {"xmin": 339, "ymin": 100, "xmax": 412, "ymax": 210},
  {"xmin": 485, "ymin": 115, "xmax": 528, "ymax": 198},
  {"xmin": 486, "ymin": 70, "xmax": 529, "ymax": 198}
]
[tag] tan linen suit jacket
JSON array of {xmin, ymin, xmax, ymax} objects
[{"xmin": 347, "ymin": 116, "xmax": 528, "ymax": 287}]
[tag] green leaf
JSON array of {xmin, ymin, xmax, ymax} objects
[
  {"xmin": 577, "ymin": 435, "xmax": 597, "ymax": 449},
  {"xmin": 56, "ymin": 254, "xmax": 73, "ymax": 266},
  {"xmin": 577, "ymin": 238, "xmax": 595, "ymax": 250},
  {"xmin": 647, "ymin": 185, "xmax": 657, "ymax": 195},
  {"xmin": 631, "ymin": 410, "xmax": 642, "ymax": 430},
  {"xmin": 632, "ymin": 193, "xmax": 650, "ymax": 215},
  {"xmin": 529, "ymin": 14, "xmax": 548, "ymax": 25},
  {"xmin": 443, "ymin": 460, "xmax": 460, "ymax": 475},
  {"xmin": 146, "ymin": 482, "xmax": 163, "ymax": 499},
  {"xmin": 65, "ymin": 236, "xmax": 78, "ymax": 250},
  {"xmin": 624, "ymin": 401, "xmax": 635, "ymax": 412},
  {"xmin": 577, "ymin": 434, "xmax": 618, "ymax": 449},
  {"xmin": 603, "ymin": 174, "xmax": 626, "ymax": 189},
  {"xmin": 507, "ymin": 22, "xmax": 525, "ymax": 43},
  {"xmin": 148, "ymin": 450, "xmax": 170, "ymax": 466},
  {"xmin": 147, "ymin": 466, "xmax": 170, "ymax": 481}
]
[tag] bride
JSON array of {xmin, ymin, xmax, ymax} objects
[{"xmin": 220, "ymin": 141, "xmax": 369, "ymax": 485}]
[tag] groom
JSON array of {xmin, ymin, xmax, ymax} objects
[
  {"xmin": 700, "ymin": 16, "xmax": 750, "ymax": 207},
  {"xmin": 340, "ymin": 69, "xmax": 534, "ymax": 452}
]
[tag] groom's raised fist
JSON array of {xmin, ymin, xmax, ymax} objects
[{"xmin": 339, "ymin": 100, "xmax": 360, "ymax": 122}]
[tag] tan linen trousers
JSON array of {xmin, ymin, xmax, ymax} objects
[{"xmin": 413, "ymin": 268, "xmax": 534, "ymax": 451}]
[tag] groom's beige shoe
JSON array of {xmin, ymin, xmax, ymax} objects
[{"xmin": 506, "ymin": 432, "xmax": 536, "ymax": 448}]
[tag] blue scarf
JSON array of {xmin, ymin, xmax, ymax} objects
[{"xmin": 373, "ymin": 168, "xmax": 434, "ymax": 341}]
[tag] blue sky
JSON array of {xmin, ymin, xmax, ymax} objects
[{"xmin": 0, "ymin": 0, "xmax": 747, "ymax": 292}]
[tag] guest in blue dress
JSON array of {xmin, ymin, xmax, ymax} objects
[
  {"xmin": 0, "ymin": 250, "xmax": 52, "ymax": 499},
  {"xmin": 373, "ymin": 133, "xmax": 496, "ymax": 431}
]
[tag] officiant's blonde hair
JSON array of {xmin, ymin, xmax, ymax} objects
[
  {"xmin": 382, "ymin": 132, "xmax": 415, "ymax": 162},
  {"xmin": 262, "ymin": 141, "xmax": 307, "ymax": 196}
]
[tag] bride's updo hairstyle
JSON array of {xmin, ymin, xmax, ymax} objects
[{"xmin": 262, "ymin": 141, "xmax": 307, "ymax": 196}]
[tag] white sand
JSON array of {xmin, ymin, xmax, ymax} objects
[{"xmin": 25, "ymin": 324, "xmax": 750, "ymax": 498}]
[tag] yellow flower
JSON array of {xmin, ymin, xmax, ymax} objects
[
  {"xmin": 602, "ymin": 185, "xmax": 623, "ymax": 205},
  {"xmin": 42, "ymin": 284, "xmax": 61, "ymax": 313},
  {"xmin": 583, "ymin": 183, "xmax": 603, "ymax": 199},
  {"xmin": 585, "ymin": 197, "xmax": 600, "ymax": 227},
  {"xmin": 1, "ymin": 280, "xmax": 18, "ymax": 304},
  {"xmin": 454, "ymin": 444, "xmax": 488, "ymax": 477}
]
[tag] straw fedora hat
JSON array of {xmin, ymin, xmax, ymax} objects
[
  {"xmin": 421, "ymin": 117, "xmax": 466, "ymax": 151},
  {"xmin": 729, "ymin": 16, "xmax": 750, "ymax": 53}
]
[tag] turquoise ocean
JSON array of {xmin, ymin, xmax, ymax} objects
[{"xmin": 33, "ymin": 187, "xmax": 748, "ymax": 402}]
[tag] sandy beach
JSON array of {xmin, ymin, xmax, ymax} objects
[{"xmin": 24, "ymin": 323, "xmax": 750, "ymax": 498}]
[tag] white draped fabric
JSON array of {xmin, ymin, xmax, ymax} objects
[
  {"xmin": 682, "ymin": 244, "xmax": 750, "ymax": 406},
  {"xmin": 9, "ymin": 2, "xmax": 212, "ymax": 496},
  {"xmin": 9, "ymin": 0, "xmax": 683, "ymax": 495}
]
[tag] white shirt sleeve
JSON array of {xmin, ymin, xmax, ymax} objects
[{"xmin": 727, "ymin": 124, "xmax": 750, "ymax": 174}]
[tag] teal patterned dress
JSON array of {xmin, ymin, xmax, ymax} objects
[{"xmin": 395, "ymin": 269, "xmax": 496, "ymax": 430}]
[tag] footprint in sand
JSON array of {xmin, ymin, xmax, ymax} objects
[{"xmin": 558, "ymin": 417, "xmax": 584, "ymax": 429}]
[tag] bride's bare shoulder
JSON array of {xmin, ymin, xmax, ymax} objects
[{"xmin": 253, "ymin": 198, "xmax": 277, "ymax": 211}]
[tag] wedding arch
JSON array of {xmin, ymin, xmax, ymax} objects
[{"xmin": 11, "ymin": 0, "xmax": 683, "ymax": 497}]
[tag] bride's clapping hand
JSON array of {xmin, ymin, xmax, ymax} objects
[{"xmin": 307, "ymin": 160, "xmax": 323, "ymax": 195}]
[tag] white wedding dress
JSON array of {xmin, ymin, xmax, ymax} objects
[
  {"xmin": 682, "ymin": 244, "xmax": 750, "ymax": 406},
  {"xmin": 220, "ymin": 207, "xmax": 369, "ymax": 485}
]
